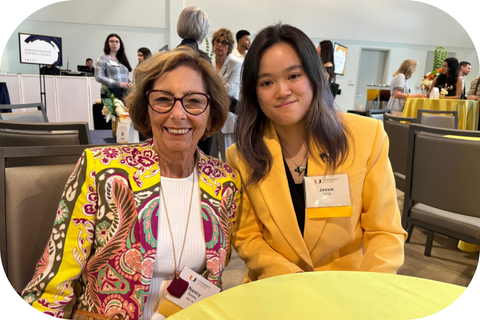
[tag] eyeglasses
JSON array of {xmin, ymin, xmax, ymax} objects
[
  {"xmin": 146, "ymin": 90, "xmax": 211, "ymax": 115},
  {"xmin": 109, "ymin": 40, "xmax": 120, "ymax": 44},
  {"xmin": 214, "ymin": 39, "xmax": 229, "ymax": 47}
]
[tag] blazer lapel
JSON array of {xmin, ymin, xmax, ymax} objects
[
  {"xmin": 303, "ymin": 144, "xmax": 328, "ymax": 254},
  {"xmin": 259, "ymin": 122, "xmax": 312, "ymax": 266}
]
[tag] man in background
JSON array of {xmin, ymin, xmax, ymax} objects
[
  {"xmin": 459, "ymin": 61, "xmax": 471, "ymax": 99},
  {"xmin": 230, "ymin": 30, "xmax": 250, "ymax": 63},
  {"xmin": 40, "ymin": 64, "xmax": 60, "ymax": 75},
  {"xmin": 86, "ymin": 58, "xmax": 95, "ymax": 75}
]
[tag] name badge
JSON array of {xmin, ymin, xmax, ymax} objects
[
  {"xmin": 304, "ymin": 173, "xmax": 353, "ymax": 218},
  {"xmin": 110, "ymin": 60, "xmax": 119, "ymax": 66},
  {"xmin": 157, "ymin": 266, "xmax": 221, "ymax": 317}
]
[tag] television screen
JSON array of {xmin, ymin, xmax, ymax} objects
[
  {"xmin": 334, "ymin": 43, "xmax": 348, "ymax": 75},
  {"xmin": 18, "ymin": 33, "xmax": 63, "ymax": 66}
]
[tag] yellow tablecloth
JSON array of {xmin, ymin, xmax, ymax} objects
[
  {"xmin": 402, "ymin": 98, "xmax": 479, "ymax": 130},
  {"xmin": 169, "ymin": 272, "xmax": 465, "ymax": 320}
]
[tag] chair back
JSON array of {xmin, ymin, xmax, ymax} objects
[
  {"xmin": 383, "ymin": 113, "xmax": 416, "ymax": 123},
  {"xmin": 383, "ymin": 114, "xmax": 412, "ymax": 191},
  {"xmin": 0, "ymin": 103, "xmax": 48, "ymax": 122},
  {"xmin": 367, "ymin": 109, "xmax": 391, "ymax": 123},
  {"xmin": 403, "ymin": 124, "xmax": 480, "ymax": 229},
  {"xmin": 415, "ymin": 109, "xmax": 458, "ymax": 129},
  {"xmin": 0, "ymin": 120, "xmax": 91, "ymax": 146}
]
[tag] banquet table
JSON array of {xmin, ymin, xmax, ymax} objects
[
  {"xmin": 402, "ymin": 98, "xmax": 479, "ymax": 130},
  {"xmin": 169, "ymin": 271, "xmax": 465, "ymax": 320}
]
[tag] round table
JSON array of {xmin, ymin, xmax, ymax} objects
[{"xmin": 169, "ymin": 271, "xmax": 465, "ymax": 320}]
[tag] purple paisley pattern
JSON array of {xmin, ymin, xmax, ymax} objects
[{"xmin": 21, "ymin": 140, "xmax": 240, "ymax": 320}]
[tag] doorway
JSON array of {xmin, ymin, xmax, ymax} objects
[{"xmin": 356, "ymin": 49, "xmax": 389, "ymax": 108}]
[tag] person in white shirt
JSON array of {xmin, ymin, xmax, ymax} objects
[
  {"xmin": 230, "ymin": 30, "xmax": 251, "ymax": 63},
  {"xmin": 458, "ymin": 61, "xmax": 471, "ymax": 99}
]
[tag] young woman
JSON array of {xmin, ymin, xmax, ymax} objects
[
  {"xmin": 95, "ymin": 33, "xmax": 133, "ymax": 100},
  {"xmin": 387, "ymin": 59, "xmax": 426, "ymax": 113},
  {"xmin": 429, "ymin": 57, "xmax": 463, "ymax": 99},
  {"xmin": 227, "ymin": 24, "xmax": 406, "ymax": 282},
  {"xmin": 137, "ymin": 47, "xmax": 152, "ymax": 64}
]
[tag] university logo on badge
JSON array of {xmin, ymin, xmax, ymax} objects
[
  {"xmin": 314, "ymin": 179, "xmax": 322, "ymax": 184},
  {"xmin": 189, "ymin": 275, "xmax": 197, "ymax": 282}
]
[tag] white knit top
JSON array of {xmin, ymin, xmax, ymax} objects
[{"xmin": 142, "ymin": 171, "xmax": 206, "ymax": 320}]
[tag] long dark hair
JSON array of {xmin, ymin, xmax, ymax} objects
[
  {"xmin": 235, "ymin": 23, "xmax": 350, "ymax": 187},
  {"xmin": 103, "ymin": 33, "xmax": 132, "ymax": 72},
  {"xmin": 137, "ymin": 47, "xmax": 152, "ymax": 65},
  {"xmin": 437, "ymin": 57, "xmax": 459, "ymax": 87},
  {"xmin": 320, "ymin": 40, "xmax": 335, "ymax": 80}
]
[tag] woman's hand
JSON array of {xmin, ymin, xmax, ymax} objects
[
  {"xmin": 120, "ymin": 82, "xmax": 129, "ymax": 88},
  {"xmin": 413, "ymin": 92, "xmax": 427, "ymax": 98}
]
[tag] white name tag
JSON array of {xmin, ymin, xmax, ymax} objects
[
  {"xmin": 158, "ymin": 266, "xmax": 220, "ymax": 317},
  {"xmin": 110, "ymin": 60, "xmax": 119, "ymax": 66},
  {"xmin": 304, "ymin": 174, "xmax": 353, "ymax": 218}
]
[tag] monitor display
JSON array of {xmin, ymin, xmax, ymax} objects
[
  {"xmin": 333, "ymin": 43, "xmax": 348, "ymax": 75},
  {"xmin": 18, "ymin": 33, "xmax": 63, "ymax": 66}
]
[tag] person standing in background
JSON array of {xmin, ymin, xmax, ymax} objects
[
  {"xmin": 458, "ymin": 61, "xmax": 471, "ymax": 99},
  {"xmin": 95, "ymin": 33, "xmax": 132, "ymax": 101},
  {"xmin": 387, "ymin": 59, "xmax": 426, "ymax": 114},
  {"xmin": 137, "ymin": 47, "xmax": 152, "ymax": 65},
  {"xmin": 230, "ymin": 30, "xmax": 251, "ymax": 63},
  {"xmin": 211, "ymin": 28, "xmax": 241, "ymax": 161},
  {"xmin": 467, "ymin": 76, "xmax": 480, "ymax": 102},
  {"xmin": 317, "ymin": 40, "xmax": 338, "ymax": 99}
]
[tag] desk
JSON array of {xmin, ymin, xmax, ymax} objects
[
  {"xmin": 403, "ymin": 98, "xmax": 479, "ymax": 130},
  {"xmin": 170, "ymin": 272, "xmax": 465, "ymax": 320}
]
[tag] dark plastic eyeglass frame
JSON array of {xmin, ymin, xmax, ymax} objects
[
  {"xmin": 146, "ymin": 90, "xmax": 211, "ymax": 115},
  {"xmin": 214, "ymin": 39, "xmax": 229, "ymax": 46}
]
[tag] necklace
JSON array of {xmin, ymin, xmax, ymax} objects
[
  {"xmin": 280, "ymin": 144, "xmax": 308, "ymax": 176},
  {"xmin": 160, "ymin": 169, "xmax": 195, "ymax": 298}
]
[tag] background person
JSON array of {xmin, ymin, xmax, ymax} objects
[
  {"xmin": 137, "ymin": 47, "xmax": 152, "ymax": 64},
  {"xmin": 387, "ymin": 59, "xmax": 426, "ymax": 114},
  {"xmin": 230, "ymin": 29, "xmax": 251, "ymax": 63},
  {"xmin": 21, "ymin": 47, "xmax": 240, "ymax": 320},
  {"xmin": 317, "ymin": 40, "xmax": 338, "ymax": 99},
  {"xmin": 467, "ymin": 76, "xmax": 480, "ymax": 102},
  {"xmin": 85, "ymin": 58, "xmax": 95, "ymax": 74},
  {"xmin": 211, "ymin": 28, "xmax": 241, "ymax": 161},
  {"xmin": 176, "ymin": 4, "xmax": 213, "ymax": 155},
  {"xmin": 458, "ymin": 61, "xmax": 471, "ymax": 99},
  {"xmin": 227, "ymin": 23, "xmax": 406, "ymax": 282},
  {"xmin": 176, "ymin": 5, "xmax": 211, "ymax": 63},
  {"xmin": 428, "ymin": 57, "xmax": 462, "ymax": 99},
  {"xmin": 95, "ymin": 33, "xmax": 132, "ymax": 101}
]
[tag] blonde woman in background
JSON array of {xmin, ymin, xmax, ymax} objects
[{"xmin": 387, "ymin": 59, "xmax": 426, "ymax": 115}]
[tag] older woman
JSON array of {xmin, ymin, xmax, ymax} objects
[
  {"xmin": 176, "ymin": 5, "xmax": 211, "ymax": 63},
  {"xmin": 387, "ymin": 59, "xmax": 426, "ymax": 113},
  {"xmin": 95, "ymin": 33, "xmax": 133, "ymax": 101},
  {"xmin": 429, "ymin": 57, "xmax": 463, "ymax": 99},
  {"xmin": 227, "ymin": 24, "xmax": 406, "ymax": 282},
  {"xmin": 210, "ymin": 28, "xmax": 241, "ymax": 162},
  {"xmin": 21, "ymin": 47, "xmax": 240, "ymax": 320}
]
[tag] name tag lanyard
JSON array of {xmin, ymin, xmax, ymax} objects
[{"xmin": 304, "ymin": 172, "xmax": 353, "ymax": 218}]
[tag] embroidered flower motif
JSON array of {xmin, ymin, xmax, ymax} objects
[
  {"xmin": 55, "ymin": 200, "xmax": 69, "ymax": 225},
  {"xmin": 142, "ymin": 258, "xmax": 155, "ymax": 279},
  {"xmin": 96, "ymin": 221, "xmax": 111, "ymax": 245},
  {"xmin": 207, "ymin": 257, "xmax": 220, "ymax": 275},
  {"xmin": 24, "ymin": 292, "xmax": 36, "ymax": 304},
  {"xmin": 103, "ymin": 148, "xmax": 120, "ymax": 160}
]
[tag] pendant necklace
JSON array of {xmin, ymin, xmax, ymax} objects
[
  {"xmin": 280, "ymin": 144, "xmax": 308, "ymax": 176},
  {"xmin": 160, "ymin": 169, "xmax": 195, "ymax": 298}
]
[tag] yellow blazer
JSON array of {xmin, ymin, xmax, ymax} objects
[{"xmin": 226, "ymin": 113, "xmax": 407, "ymax": 282}]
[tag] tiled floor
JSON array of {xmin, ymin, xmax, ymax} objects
[{"xmin": 222, "ymin": 190, "xmax": 479, "ymax": 290}]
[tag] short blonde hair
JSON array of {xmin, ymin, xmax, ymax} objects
[
  {"xmin": 212, "ymin": 28, "xmax": 235, "ymax": 55},
  {"xmin": 126, "ymin": 46, "xmax": 230, "ymax": 139},
  {"xmin": 393, "ymin": 59, "xmax": 418, "ymax": 79}
]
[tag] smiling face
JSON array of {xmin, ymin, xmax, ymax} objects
[
  {"xmin": 256, "ymin": 42, "xmax": 313, "ymax": 131},
  {"xmin": 147, "ymin": 65, "xmax": 210, "ymax": 156},
  {"xmin": 138, "ymin": 52, "xmax": 144, "ymax": 64},
  {"xmin": 108, "ymin": 36, "xmax": 120, "ymax": 54}
]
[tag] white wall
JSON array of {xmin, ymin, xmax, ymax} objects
[{"xmin": 1, "ymin": 0, "xmax": 478, "ymax": 112}]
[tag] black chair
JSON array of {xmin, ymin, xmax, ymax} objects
[
  {"xmin": 383, "ymin": 114, "xmax": 415, "ymax": 192},
  {"xmin": 367, "ymin": 109, "xmax": 392, "ymax": 123},
  {"xmin": 0, "ymin": 145, "xmax": 95, "ymax": 293},
  {"xmin": 0, "ymin": 103, "xmax": 48, "ymax": 122},
  {"xmin": 414, "ymin": 109, "xmax": 458, "ymax": 129},
  {"xmin": 0, "ymin": 120, "xmax": 91, "ymax": 146},
  {"xmin": 402, "ymin": 124, "xmax": 480, "ymax": 256}
]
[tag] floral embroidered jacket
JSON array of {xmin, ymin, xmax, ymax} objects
[{"xmin": 21, "ymin": 139, "xmax": 240, "ymax": 320}]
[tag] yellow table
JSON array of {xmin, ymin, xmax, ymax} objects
[
  {"xmin": 169, "ymin": 272, "xmax": 465, "ymax": 320},
  {"xmin": 402, "ymin": 98, "xmax": 479, "ymax": 130}
]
